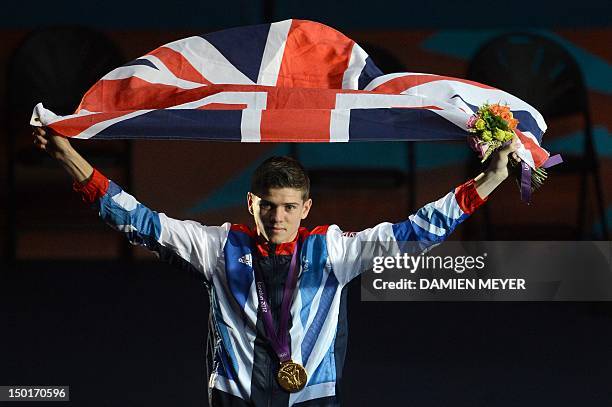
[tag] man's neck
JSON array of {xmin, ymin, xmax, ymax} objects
[{"xmin": 256, "ymin": 230, "xmax": 299, "ymax": 245}]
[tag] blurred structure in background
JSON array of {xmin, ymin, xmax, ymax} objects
[{"xmin": 6, "ymin": 27, "xmax": 132, "ymax": 264}]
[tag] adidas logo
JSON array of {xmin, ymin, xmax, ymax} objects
[
  {"xmin": 301, "ymin": 257, "xmax": 310, "ymax": 274},
  {"xmin": 238, "ymin": 254, "xmax": 252, "ymax": 267}
]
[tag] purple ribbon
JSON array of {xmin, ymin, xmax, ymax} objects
[
  {"xmin": 542, "ymin": 154, "xmax": 563, "ymax": 169},
  {"xmin": 253, "ymin": 242, "xmax": 300, "ymax": 363},
  {"xmin": 520, "ymin": 154, "xmax": 562, "ymax": 204},
  {"xmin": 520, "ymin": 161, "xmax": 532, "ymax": 204}
]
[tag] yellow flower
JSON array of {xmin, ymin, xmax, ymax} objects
[
  {"xmin": 494, "ymin": 128, "xmax": 506, "ymax": 141},
  {"xmin": 482, "ymin": 130, "xmax": 492, "ymax": 142},
  {"xmin": 475, "ymin": 119, "xmax": 486, "ymax": 130},
  {"xmin": 503, "ymin": 131, "xmax": 514, "ymax": 142}
]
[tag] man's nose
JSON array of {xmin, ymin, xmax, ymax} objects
[{"xmin": 269, "ymin": 206, "xmax": 284, "ymax": 222}]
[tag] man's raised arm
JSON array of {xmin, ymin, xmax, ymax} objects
[
  {"xmin": 32, "ymin": 127, "xmax": 227, "ymax": 280},
  {"xmin": 325, "ymin": 136, "xmax": 521, "ymax": 286}
]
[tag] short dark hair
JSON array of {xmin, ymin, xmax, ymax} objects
[{"xmin": 251, "ymin": 156, "xmax": 310, "ymax": 200}]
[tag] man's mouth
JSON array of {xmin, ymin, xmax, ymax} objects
[{"xmin": 267, "ymin": 226, "xmax": 285, "ymax": 232}]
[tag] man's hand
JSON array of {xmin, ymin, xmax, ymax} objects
[
  {"xmin": 485, "ymin": 134, "xmax": 521, "ymax": 181},
  {"xmin": 32, "ymin": 127, "xmax": 93, "ymax": 183},
  {"xmin": 474, "ymin": 134, "xmax": 521, "ymax": 198},
  {"xmin": 32, "ymin": 127, "xmax": 74, "ymax": 160}
]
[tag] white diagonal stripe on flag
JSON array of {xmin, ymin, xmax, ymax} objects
[{"xmin": 257, "ymin": 20, "xmax": 292, "ymax": 86}]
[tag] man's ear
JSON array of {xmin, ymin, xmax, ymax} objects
[
  {"xmin": 247, "ymin": 192, "xmax": 254, "ymax": 215},
  {"xmin": 301, "ymin": 198, "xmax": 312, "ymax": 220}
]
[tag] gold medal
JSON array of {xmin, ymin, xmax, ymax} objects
[{"xmin": 277, "ymin": 360, "xmax": 307, "ymax": 392}]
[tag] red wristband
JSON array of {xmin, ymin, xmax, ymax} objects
[
  {"xmin": 454, "ymin": 179, "xmax": 488, "ymax": 215},
  {"xmin": 72, "ymin": 168, "xmax": 109, "ymax": 203}
]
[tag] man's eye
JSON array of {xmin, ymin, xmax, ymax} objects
[{"xmin": 285, "ymin": 205, "xmax": 297, "ymax": 211}]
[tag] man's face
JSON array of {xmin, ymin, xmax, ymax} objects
[{"xmin": 248, "ymin": 188, "xmax": 312, "ymax": 244}]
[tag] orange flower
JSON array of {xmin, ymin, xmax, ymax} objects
[
  {"xmin": 509, "ymin": 118, "xmax": 519, "ymax": 130},
  {"xmin": 491, "ymin": 104, "xmax": 509, "ymax": 115},
  {"xmin": 501, "ymin": 111, "xmax": 512, "ymax": 121}
]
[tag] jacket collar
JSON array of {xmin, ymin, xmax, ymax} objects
[{"xmin": 254, "ymin": 227, "xmax": 308, "ymax": 257}]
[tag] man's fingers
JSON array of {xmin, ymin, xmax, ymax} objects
[
  {"xmin": 32, "ymin": 127, "xmax": 46, "ymax": 137},
  {"xmin": 499, "ymin": 142, "xmax": 516, "ymax": 155},
  {"xmin": 36, "ymin": 135, "xmax": 48, "ymax": 145},
  {"xmin": 500, "ymin": 135, "xmax": 521, "ymax": 155},
  {"xmin": 33, "ymin": 139, "xmax": 46, "ymax": 151},
  {"xmin": 33, "ymin": 134, "xmax": 49, "ymax": 151}
]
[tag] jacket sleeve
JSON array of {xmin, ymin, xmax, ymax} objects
[
  {"xmin": 73, "ymin": 168, "xmax": 227, "ymax": 281},
  {"xmin": 325, "ymin": 178, "xmax": 487, "ymax": 286}
]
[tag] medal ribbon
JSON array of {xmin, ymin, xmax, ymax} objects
[{"xmin": 254, "ymin": 240, "xmax": 300, "ymax": 363}]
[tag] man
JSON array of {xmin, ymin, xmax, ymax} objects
[{"xmin": 33, "ymin": 127, "xmax": 519, "ymax": 406}]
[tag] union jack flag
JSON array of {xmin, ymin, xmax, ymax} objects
[{"xmin": 31, "ymin": 19, "xmax": 550, "ymax": 169}]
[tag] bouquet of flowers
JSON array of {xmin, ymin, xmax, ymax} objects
[{"xmin": 467, "ymin": 103, "xmax": 548, "ymax": 192}]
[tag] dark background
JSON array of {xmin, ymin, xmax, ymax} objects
[{"xmin": 1, "ymin": 0, "xmax": 612, "ymax": 405}]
